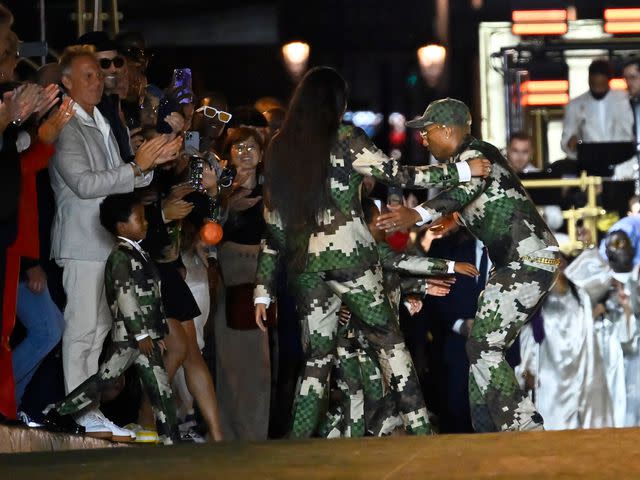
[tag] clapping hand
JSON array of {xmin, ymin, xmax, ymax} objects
[
  {"xmin": 12, "ymin": 83, "xmax": 41, "ymax": 124},
  {"xmin": 35, "ymin": 84, "xmax": 61, "ymax": 119},
  {"xmin": 37, "ymin": 97, "xmax": 75, "ymax": 145}
]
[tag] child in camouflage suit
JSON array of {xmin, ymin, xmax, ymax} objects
[
  {"xmin": 52, "ymin": 193, "xmax": 179, "ymax": 444},
  {"xmin": 378, "ymin": 98, "xmax": 560, "ymax": 432}
]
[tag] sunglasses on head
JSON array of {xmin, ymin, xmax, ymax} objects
[
  {"xmin": 99, "ymin": 56, "xmax": 125, "ymax": 69},
  {"xmin": 196, "ymin": 106, "xmax": 232, "ymax": 123}
]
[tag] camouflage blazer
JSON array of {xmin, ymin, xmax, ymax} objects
[
  {"xmin": 417, "ymin": 136, "xmax": 558, "ymax": 269},
  {"xmin": 104, "ymin": 239, "xmax": 168, "ymax": 344},
  {"xmin": 255, "ymin": 124, "xmax": 467, "ymax": 302}
]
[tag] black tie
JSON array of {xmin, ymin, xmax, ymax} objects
[{"xmin": 478, "ymin": 246, "xmax": 488, "ymax": 287}]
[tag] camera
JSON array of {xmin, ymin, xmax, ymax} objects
[
  {"xmin": 187, "ymin": 155, "xmax": 236, "ymax": 192},
  {"xmin": 218, "ymin": 165, "xmax": 236, "ymax": 189}
]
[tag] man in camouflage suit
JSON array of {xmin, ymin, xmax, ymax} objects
[
  {"xmin": 52, "ymin": 194, "xmax": 179, "ymax": 444},
  {"xmin": 255, "ymin": 123, "xmax": 491, "ymax": 437},
  {"xmin": 378, "ymin": 98, "xmax": 560, "ymax": 432}
]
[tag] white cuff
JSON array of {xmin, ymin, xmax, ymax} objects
[
  {"xmin": 134, "ymin": 170, "xmax": 154, "ymax": 188},
  {"xmin": 455, "ymin": 161, "xmax": 471, "ymax": 181},
  {"xmin": 447, "ymin": 260, "xmax": 455, "ymax": 274},
  {"xmin": 161, "ymin": 206, "xmax": 169, "ymax": 224},
  {"xmin": 413, "ymin": 205, "xmax": 432, "ymax": 227},
  {"xmin": 135, "ymin": 333, "xmax": 150, "ymax": 341},
  {"xmin": 452, "ymin": 319, "xmax": 465, "ymax": 334},
  {"xmin": 254, "ymin": 296, "xmax": 271, "ymax": 308},
  {"xmin": 16, "ymin": 131, "xmax": 31, "ymax": 153}
]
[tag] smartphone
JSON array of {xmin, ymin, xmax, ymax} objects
[
  {"xmin": 184, "ymin": 130, "xmax": 200, "ymax": 152},
  {"xmin": 387, "ymin": 186, "xmax": 404, "ymax": 206},
  {"xmin": 172, "ymin": 68, "xmax": 193, "ymax": 105},
  {"xmin": 17, "ymin": 41, "xmax": 48, "ymax": 58}
]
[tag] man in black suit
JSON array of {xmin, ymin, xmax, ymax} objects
[
  {"xmin": 425, "ymin": 228, "xmax": 486, "ymax": 433},
  {"xmin": 425, "ymin": 224, "xmax": 521, "ymax": 433}
]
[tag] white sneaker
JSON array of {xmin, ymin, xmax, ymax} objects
[
  {"xmin": 17, "ymin": 411, "xmax": 44, "ymax": 428},
  {"xmin": 74, "ymin": 410, "xmax": 112, "ymax": 439},
  {"xmin": 93, "ymin": 410, "xmax": 136, "ymax": 442},
  {"xmin": 179, "ymin": 428, "xmax": 206, "ymax": 443}
]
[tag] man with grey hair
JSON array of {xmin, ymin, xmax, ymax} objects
[
  {"xmin": 49, "ymin": 45, "xmax": 181, "ymax": 435},
  {"xmin": 76, "ymin": 31, "xmax": 134, "ymax": 161}
]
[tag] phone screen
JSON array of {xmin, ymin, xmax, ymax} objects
[
  {"xmin": 184, "ymin": 130, "xmax": 200, "ymax": 152},
  {"xmin": 172, "ymin": 68, "xmax": 193, "ymax": 104}
]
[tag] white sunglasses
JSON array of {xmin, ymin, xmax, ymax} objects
[{"xmin": 196, "ymin": 106, "xmax": 233, "ymax": 123}]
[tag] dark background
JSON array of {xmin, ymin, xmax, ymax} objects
[{"xmin": 7, "ymin": 0, "xmax": 640, "ymax": 150}]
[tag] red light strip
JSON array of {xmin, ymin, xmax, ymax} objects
[
  {"xmin": 512, "ymin": 9, "xmax": 568, "ymax": 22},
  {"xmin": 521, "ymin": 93, "xmax": 570, "ymax": 107},
  {"xmin": 604, "ymin": 8, "xmax": 640, "ymax": 21},
  {"xmin": 520, "ymin": 80, "xmax": 569, "ymax": 93}
]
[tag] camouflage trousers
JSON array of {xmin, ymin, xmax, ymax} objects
[
  {"xmin": 467, "ymin": 253, "xmax": 559, "ymax": 432},
  {"xmin": 291, "ymin": 264, "xmax": 430, "ymax": 437},
  {"xmin": 56, "ymin": 341, "xmax": 179, "ymax": 443},
  {"xmin": 318, "ymin": 321, "xmax": 402, "ymax": 437}
]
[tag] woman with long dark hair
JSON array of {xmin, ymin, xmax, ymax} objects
[{"xmin": 254, "ymin": 66, "xmax": 490, "ymax": 437}]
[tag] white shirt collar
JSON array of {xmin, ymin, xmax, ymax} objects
[
  {"xmin": 72, "ymin": 102, "xmax": 118, "ymax": 168},
  {"xmin": 117, "ymin": 236, "xmax": 148, "ymax": 259}
]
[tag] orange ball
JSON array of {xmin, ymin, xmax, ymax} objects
[{"xmin": 200, "ymin": 221, "xmax": 224, "ymax": 245}]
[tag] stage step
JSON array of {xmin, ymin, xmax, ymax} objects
[
  {"xmin": 0, "ymin": 424, "xmax": 130, "ymax": 454},
  {"xmin": 1, "ymin": 427, "xmax": 639, "ymax": 478}
]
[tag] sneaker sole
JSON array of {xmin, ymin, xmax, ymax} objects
[
  {"xmin": 135, "ymin": 438, "xmax": 159, "ymax": 443},
  {"xmin": 86, "ymin": 431, "xmax": 112, "ymax": 439}
]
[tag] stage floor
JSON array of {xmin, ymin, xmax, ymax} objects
[{"xmin": 2, "ymin": 427, "xmax": 639, "ymax": 479}]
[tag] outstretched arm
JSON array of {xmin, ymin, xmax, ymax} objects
[
  {"xmin": 348, "ymin": 126, "xmax": 490, "ymax": 189},
  {"xmin": 377, "ymin": 176, "xmax": 488, "ymax": 233},
  {"xmin": 377, "ymin": 241, "xmax": 451, "ymax": 276}
]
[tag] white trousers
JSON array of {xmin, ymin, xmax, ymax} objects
[{"xmin": 59, "ymin": 259, "xmax": 112, "ymax": 393}]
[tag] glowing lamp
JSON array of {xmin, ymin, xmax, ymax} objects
[
  {"xmin": 417, "ymin": 44, "xmax": 447, "ymax": 87},
  {"xmin": 282, "ymin": 41, "xmax": 310, "ymax": 81}
]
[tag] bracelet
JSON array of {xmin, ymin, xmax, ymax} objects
[{"xmin": 131, "ymin": 161, "xmax": 144, "ymax": 176}]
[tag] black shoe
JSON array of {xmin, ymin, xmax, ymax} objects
[{"xmin": 42, "ymin": 410, "xmax": 85, "ymax": 435}]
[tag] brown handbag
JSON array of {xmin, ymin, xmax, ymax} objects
[{"xmin": 226, "ymin": 283, "xmax": 277, "ymax": 330}]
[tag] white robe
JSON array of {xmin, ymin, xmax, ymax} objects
[
  {"xmin": 594, "ymin": 317, "xmax": 627, "ymax": 428},
  {"xmin": 610, "ymin": 267, "xmax": 640, "ymax": 426},
  {"xmin": 518, "ymin": 287, "xmax": 613, "ymax": 430}
]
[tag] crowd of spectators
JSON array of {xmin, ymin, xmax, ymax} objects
[{"xmin": 4, "ymin": 1, "xmax": 640, "ymax": 445}]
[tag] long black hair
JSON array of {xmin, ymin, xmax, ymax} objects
[{"xmin": 264, "ymin": 66, "xmax": 348, "ymax": 267}]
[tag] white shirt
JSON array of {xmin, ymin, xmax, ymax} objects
[
  {"xmin": 561, "ymin": 89, "xmax": 634, "ymax": 160},
  {"xmin": 452, "ymin": 239, "xmax": 491, "ymax": 334},
  {"xmin": 73, "ymin": 103, "xmax": 153, "ymax": 187}
]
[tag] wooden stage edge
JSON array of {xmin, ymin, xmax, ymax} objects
[{"xmin": 2, "ymin": 426, "xmax": 639, "ymax": 479}]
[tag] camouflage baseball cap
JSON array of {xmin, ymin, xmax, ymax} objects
[{"xmin": 405, "ymin": 97, "xmax": 472, "ymax": 129}]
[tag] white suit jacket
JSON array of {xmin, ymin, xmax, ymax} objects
[
  {"xmin": 561, "ymin": 89, "xmax": 634, "ymax": 159},
  {"xmin": 49, "ymin": 106, "xmax": 150, "ymax": 262}
]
